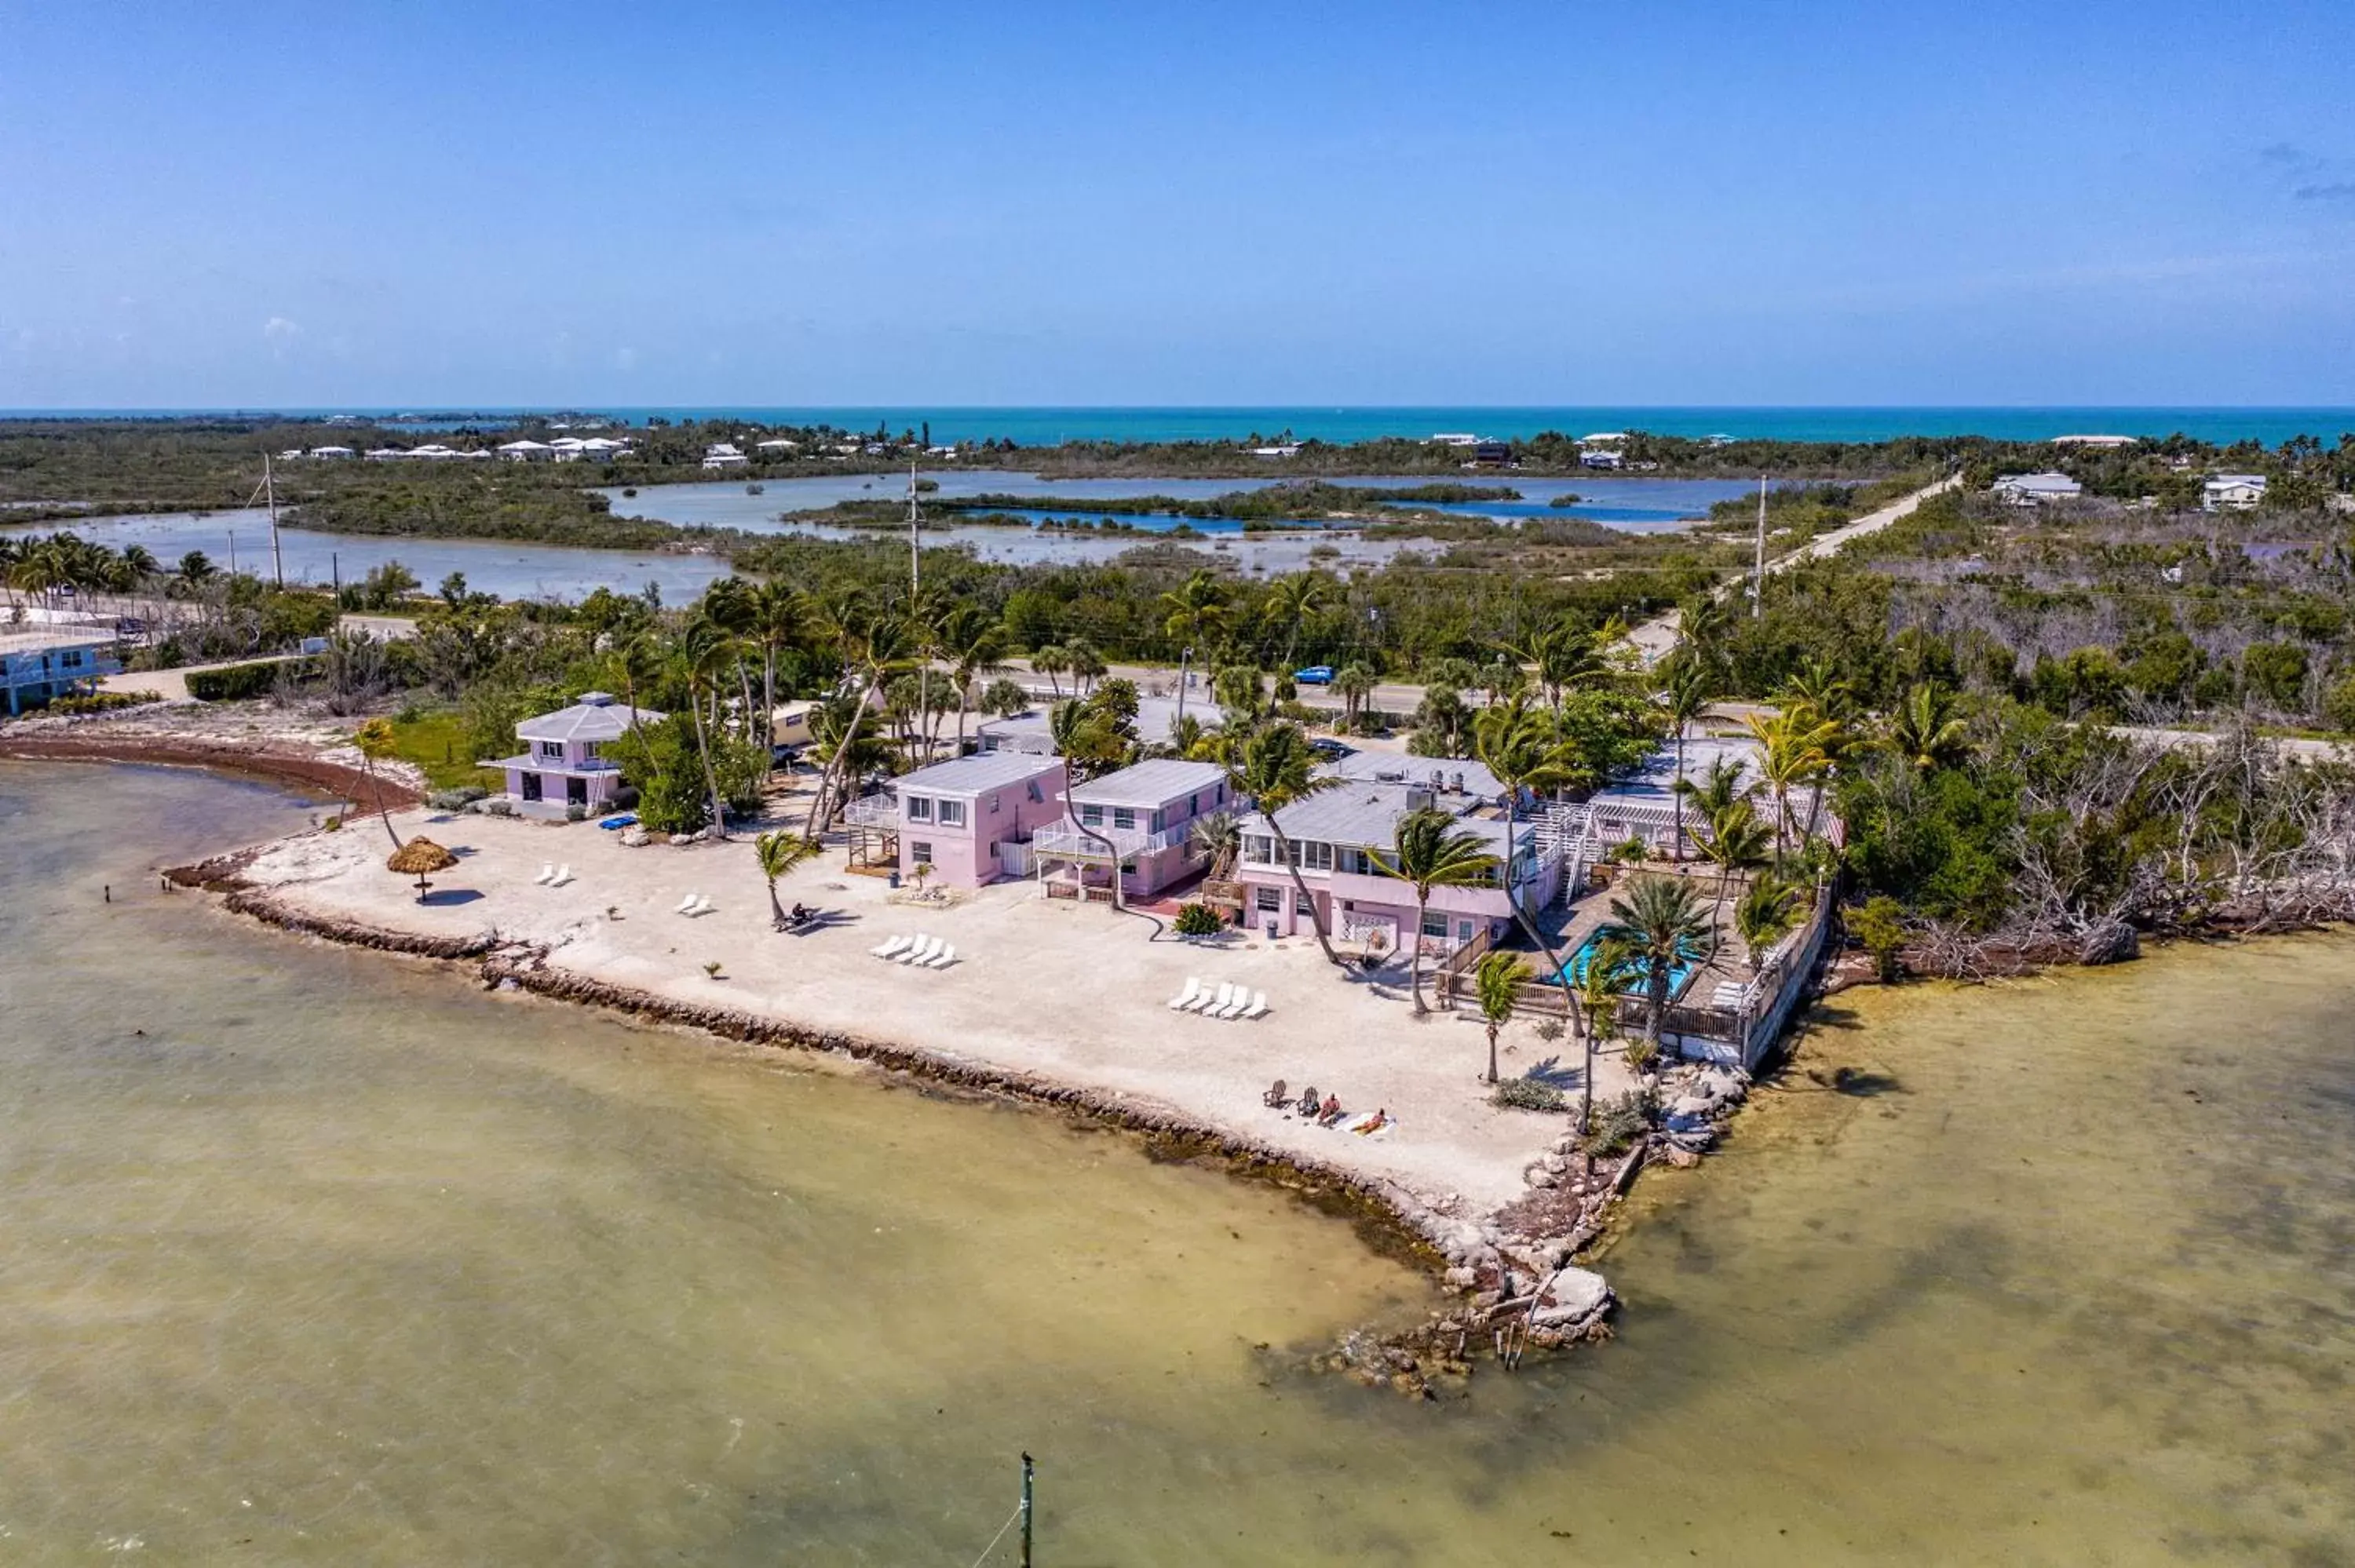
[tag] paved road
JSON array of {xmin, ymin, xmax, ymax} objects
[{"xmin": 100, "ymin": 651, "xmax": 308, "ymax": 702}]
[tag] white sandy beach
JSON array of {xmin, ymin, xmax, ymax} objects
[{"xmin": 236, "ymin": 805, "xmax": 1634, "ymax": 1226}]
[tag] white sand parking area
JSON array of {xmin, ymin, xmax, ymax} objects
[{"xmin": 239, "ymin": 808, "xmax": 1633, "ymax": 1219}]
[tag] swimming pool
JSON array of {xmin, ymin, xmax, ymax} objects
[{"xmin": 1557, "ymin": 930, "xmax": 1703, "ymax": 999}]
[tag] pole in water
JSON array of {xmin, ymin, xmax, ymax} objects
[{"xmin": 1020, "ymin": 1452, "xmax": 1034, "ymax": 1568}]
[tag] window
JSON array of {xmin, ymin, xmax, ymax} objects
[
  {"xmin": 1149, "ymin": 809, "xmax": 1165, "ymax": 833},
  {"xmin": 1338, "ymin": 848, "xmax": 1370, "ymax": 876},
  {"xmin": 1254, "ymin": 886, "xmax": 1283, "ymax": 912},
  {"xmin": 1111, "ymin": 808, "xmax": 1136, "ymax": 831},
  {"xmin": 1301, "ymin": 841, "xmax": 1334, "ymax": 872},
  {"xmin": 538, "ymin": 740, "xmax": 564, "ymax": 760},
  {"xmin": 582, "ymin": 742, "xmax": 601, "ymax": 760},
  {"xmin": 905, "ymin": 795, "xmax": 933, "ymax": 822},
  {"xmin": 1187, "ymin": 793, "xmax": 1199, "ymax": 817},
  {"xmin": 1422, "ymin": 911, "xmax": 1449, "ymax": 938},
  {"xmin": 1457, "ymin": 920, "xmax": 1477, "ymax": 943},
  {"xmin": 1294, "ymin": 892, "xmax": 1316, "ymax": 917},
  {"xmin": 988, "ymin": 793, "xmax": 1002, "ymax": 814},
  {"xmin": 1243, "ymin": 834, "xmax": 1275, "ymax": 865},
  {"xmin": 911, "ymin": 841, "xmax": 934, "ymax": 866},
  {"xmin": 937, "ymin": 799, "xmax": 966, "ymax": 827},
  {"xmin": 60, "ymin": 651, "xmax": 82, "ymax": 669},
  {"xmin": 1080, "ymin": 804, "xmax": 1104, "ymax": 826}
]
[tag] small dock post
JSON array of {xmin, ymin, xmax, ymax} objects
[{"xmin": 1020, "ymin": 1452, "xmax": 1035, "ymax": 1568}]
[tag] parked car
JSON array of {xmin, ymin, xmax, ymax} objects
[
  {"xmin": 1293, "ymin": 665, "xmax": 1335, "ymax": 685},
  {"xmin": 1308, "ymin": 737, "xmax": 1353, "ymax": 760}
]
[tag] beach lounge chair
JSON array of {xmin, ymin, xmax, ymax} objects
[
  {"xmin": 550, "ymin": 863, "xmax": 573, "ymax": 888},
  {"xmin": 1198, "ymin": 982, "xmax": 1235, "ymax": 1017},
  {"xmin": 922, "ymin": 943, "xmax": 957, "ymax": 968},
  {"xmin": 1210, "ymin": 988, "xmax": 1249, "ymax": 1020},
  {"xmin": 1239, "ymin": 991, "xmax": 1269, "ymax": 1021},
  {"xmin": 675, "ymin": 892, "xmax": 700, "ymax": 914},
  {"xmin": 1180, "ymin": 983, "xmax": 1219, "ymax": 1014},
  {"xmin": 872, "ymin": 935, "xmax": 911, "ymax": 959},
  {"xmin": 535, "ymin": 862, "xmax": 555, "ymax": 885},
  {"xmin": 1169, "ymin": 978, "xmax": 1204, "ymax": 1011},
  {"xmin": 688, "ymin": 895, "xmax": 715, "ymax": 917},
  {"xmin": 897, "ymin": 935, "xmax": 939, "ymax": 965}
]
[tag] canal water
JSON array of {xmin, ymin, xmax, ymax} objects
[{"xmin": 2, "ymin": 760, "xmax": 2348, "ymax": 1563}]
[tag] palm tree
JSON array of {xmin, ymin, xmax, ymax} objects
[
  {"xmin": 1029, "ymin": 643, "xmax": 1072, "ymax": 698},
  {"xmin": 803, "ymin": 592, "xmax": 909, "ymax": 841},
  {"xmin": 1597, "ymin": 875, "xmax": 1712, "ymax": 1052},
  {"xmin": 1473, "ymin": 950, "xmax": 1530, "ymax": 1085},
  {"xmin": 744, "ymin": 581, "xmax": 805, "ymax": 758},
  {"xmin": 675, "ymin": 618, "xmax": 741, "ymax": 839},
  {"xmin": 1570, "ymin": 935, "xmax": 1636, "ymax": 1133},
  {"xmin": 1695, "ymin": 798, "xmax": 1773, "ymax": 954},
  {"xmin": 939, "ymin": 603, "xmax": 1008, "ymax": 757},
  {"xmin": 754, "ymin": 830, "xmax": 822, "ymax": 928},
  {"xmin": 1734, "ymin": 875, "xmax": 1805, "ymax": 969},
  {"xmin": 1047, "ymin": 698, "xmax": 1124, "ymax": 782},
  {"xmin": 1189, "ymin": 810, "xmax": 1241, "ymax": 879},
  {"xmin": 352, "ymin": 717, "xmax": 405, "ymax": 849},
  {"xmin": 177, "ymin": 550, "xmax": 216, "ymax": 589},
  {"xmin": 1332, "ymin": 663, "xmax": 1376, "ymax": 731},
  {"xmin": 1886, "ymin": 680, "xmax": 1971, "ymax": 772},
  {"xmin": 1500, "ymin": 623, "xmax": 1608, "ymax": 711},
  {"xmin": 1261, "ymin": 573, "xmax": 1332, "ymax": 691},
  {"xmin": 1365, "ymin": 808, "xmax": 1502, "ymax": 1013},
  {"xmin": 1741, "ymin": 709, "xmax": 1835, "ymax": 867},
  {"xmin": 1158, "ymin": 571, "xmax": 1229, "ymax": 651},
  {"xmin": 1473, "ymin": 694, "xmax": 1590, "ymax": 1017},
  {"xmin": 1657, "ymin": 657, "xmax": 1711, "ymax": 862},
  {"xmin": 1063, "ymin": 637, "xmax": 1108, "ymax": 698},
  {"xmin": 1223, "ymin": 721, "xmax": 1343, "ymax": 965}
]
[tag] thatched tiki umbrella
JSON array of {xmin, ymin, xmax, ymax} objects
[{"xmin": 387, "ymin": 837, "xmax": 458, "ymax": 899}]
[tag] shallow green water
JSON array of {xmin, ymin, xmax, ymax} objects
[{"xmin": 1, "ymin": 761, "xmax": 2349, "ymax": 1564}]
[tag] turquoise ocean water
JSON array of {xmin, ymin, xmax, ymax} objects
[{"xmin": 10, "ymin": 406, "xmax": 2353, "ymax": 446}]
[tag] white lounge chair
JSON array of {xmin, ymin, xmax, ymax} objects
[
  {"xmin": 1238, "ymin": 991, "xmax": 1269, "ymax": 1021},
  {"xmin": 1188, "ymin": 982, "xmax": 1227, "ymax": 1014},
  {"xmin": 872, "ymin": 935, "xmax": 912, "ymax": 959},
  {"xmin": 535, "ymin": 862, "xmax": 555, "ymax": 885},
  {"xmin": 897, "ymin": 935, "xmax": 938, "ymax": 965},
  {"xmin": 550, "ymin": 863, "xmax": 573, "ymax": 888},
  {"xmin": 1168, "ymin": 978, "xmax": 1204, "ymax": 1011},
  {"xmin": 688, "ymin": 895, "xmax": 715, "ymax": 917},
  {"xmin": 922, "ymin": 943, "xmax": 957, "ymax": 969},
  {"xmin": 675, "ymin": 892, "xmax": 700, "ymax": 914},
  {"xmin": 1214, "ymin": 988, "xmax": 1251, "ymax": 1019},
  {"xmin": 1196, "ymin": 982, "xmax": 1234, "ymax": 1016}
]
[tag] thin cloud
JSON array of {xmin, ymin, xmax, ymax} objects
[
  {"xmin": 2295, "ymin": 181, "xmax": 2355, "ymax": 202},
  {"xmin": 261, "ymin": 315, "xmax": 300, "ymax": 342},
  {"xmin": 2259, "ymin": 141, "xmax": 2320, "ymax": 170}
]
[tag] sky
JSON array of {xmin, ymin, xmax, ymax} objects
[{"xmin": 2, "ymin": 0, "xmax": 2352, "ymax": 410}]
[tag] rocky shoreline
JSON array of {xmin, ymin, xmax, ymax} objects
[{"xmin": 165, "ymin": 859, "xmax": 1756, "ymax": 1391}]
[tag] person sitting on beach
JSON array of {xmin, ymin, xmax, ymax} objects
[
  {"xmin": 1354, "ymin": 1107, "xmax": 1389, "ymax": 1136},
  {"xmin": 1317, "ymin": 1094, "xmax": 1345, "ymax": 1127},
  {"xmin": 787, "ymin": 902, "xmax": 812, "ymax": 924},
  {"xmin": 1295, "ymin": 1085, "xmax": 1320, "ymax": 1118}
]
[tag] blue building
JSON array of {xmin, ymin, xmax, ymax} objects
[{"xmin": 1, "ymin": 625, "xmax": 122, "ymax": 715}]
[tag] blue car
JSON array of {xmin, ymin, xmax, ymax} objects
[{"xmin": 1293, "ymin": 665, "xmax": 1335, "ymax": 685}]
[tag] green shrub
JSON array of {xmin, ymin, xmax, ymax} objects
[
  {"xmin": 1174, "ymin": 902, "xmax": 1224, "ymax": 937},
  {"xmin": 2323, "ymin": 673, "xmax": 2355, "ymax": 735},
  {"xmin": 426, "ymin": 785, "xmax": 488, "ymax": 811},
  {"xmin": 1849, "ymin": 894, "xmax": 1908, "ymax": 982},
  {"xmin": 1583, "ymin": 1092, "xmax": 1653, "ymax": 1157},
  {"xmin": 1492, "ymin": 1077, "xmax": 1567, "ymax": 1113},
  {"xmin": 186, "ymin": 660, "xmax": 290, "ymax": 702},
  {"xmin": 46, "ymin": 689, "xmax": 162, "ymax": 716}
]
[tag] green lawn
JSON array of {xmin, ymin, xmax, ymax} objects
[{"xmin": 378, "ymin": 709, "xmax": 503, "ymax": 793}]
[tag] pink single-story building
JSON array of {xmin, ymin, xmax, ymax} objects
[
  {"xmin": 1234, "ymin": 782, "xmax": 1558, "ymax": 957},
  {"xmin": 845, "ymin": 750, "xmax": 1069, "ymax": 888},
  {"xmin": 1032, "ymin": 758, "xmax": 1232, "ymax": 901},
  {"xmin": 497, "ymin": 691, "xmax": 660, "ymax": 821}
]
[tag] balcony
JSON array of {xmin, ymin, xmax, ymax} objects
[
  {"xmin": 1032, "ymin": 820, "xmax": 1192, "ymax": 861},
  {"xmin": 494, "ymin": 753, "xmax": 623, "ymax": 776},
  {"xmin": 843, "ymin": 792, "xmax": 900, "ymax": 829}
]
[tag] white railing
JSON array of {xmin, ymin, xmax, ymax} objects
[
  {"xmin": 843, "ymin": 792, "xmax": 899, "ymax": 828},
  {"xmin": 1034, "ymin": 820, "xmax": 1192, "ymax": 860}
]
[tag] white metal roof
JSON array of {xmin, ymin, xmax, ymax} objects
[
  {"xmin": 1068, "ymin": 759, "xmax": 1227, "ymax": 808},
  {"xmin": 895, "ymin": 749, "xmax": 1065, "ymax": 796},
  {"xmin": 513, "ymin": 691, "xmax": 662, "ymax": 742}
]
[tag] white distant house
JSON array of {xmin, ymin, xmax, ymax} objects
[
  {"xmin": 364, "ymin": 447, "xmax": 407, "ymax": 461},
  {"xmin": 1251, "ymin": 444, "xmax": 1302, "ymax": 458},
  {"xmin": 312, "ymin": 445, "xmax": 355, "ymax": 459},
  {"xmin": 2203, "ymin": 475, "xmax": 2268, "ymax": 512},
  {"xmin": 703, "ymin": 443, "xmax": 750, "ymax": 471},
  {"xmin": 498, "ymin": 439, "xmax": 554, "ymax": 462},
  {"xmin": 277, "ymin": 448, "xmax": 305, "ymax": 461},
  {"xmin": 579, "ymin": 436, "xmax": 629, "ymax": 459},
  {"xmin": 1429, "ymin": 432, "xmax": 1482, "ymax": 447},
  {"xmin": 548, "ymin": 437, "xmax": 590, "ymax": 462},
  {"xmin": 755, "ymin": 438, "xmax": 800, "ymax": 455},
  {"xmin": 1579, "ymin": 448, "xmax": 1624, "ymax": 470},
  {"xmin": 1992, "ymin": 472, "xmax": 2083, "ymax": 506},
  {"xmin": 409, "ymin": 443, "xmax": 463, "ymax": 460},
  {"xmin": 2053, "ymin": 434, "xmax": 2138, "ymax": 448}
]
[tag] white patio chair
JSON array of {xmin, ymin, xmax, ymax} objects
[
  {"xmin": 1214, "ymin": 988, "xmax": 1251, "ymax": 1019},
  {"xmin": 675, "ymin": 892, "xmax": 700, "ymax": 914},
  {"xmin": 922, "ymin": 943, "xmax": 957, "ymax": 969},
  {"xmin": 1198, "ymin": 982, "xmax": 1234, "ymax": 1016},
  {"xmin": 535, "ymin": 862, "xmax": 555, "ymax": 885},
  {"xmin": 872, "ymin": 935, "xmax": 911, "ymax": 959},
  {"xmin": 551, "ymin": 863, "xmax": 573, "ymax": 888},
  {"xmin": 1168, "ymin": 977, "xmax": 1204, "ymax": 1011},
  {"xmin": 1239, "ymin": 991, "xmax": 1269, "ymax": 1021},
  {"xmin": 897, "ymin": 935, "xmax": 938, "ymax": 965},
  {"xmin": 688, "ymin": 895, "xmax": 715, "ymax": 917}
]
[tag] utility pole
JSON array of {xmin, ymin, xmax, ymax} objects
[
  {"xmin": 265, "ymin": 452, "xmax": 284, "ymax": 589},
  {"xmin": 1174, "ymin": 646, "xmax": 1193, "ymax": 728},
  {"xmin": 1751, "ymin": 475, "xmax": 1766, "ymax": 619},
  {"xmin": 908, "ymin": 459, "xmax": 929, "ymax": 760},
  {"xmin": 907, "ymin": 458, "xmax": 921, "ymax": 598},
  {"xmin": 1019, "ymin": 1453, "xmax": 1035, "ymax": 1568}
]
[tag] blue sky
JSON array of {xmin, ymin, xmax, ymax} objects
[{"xmin": 2, "ymin": 0, "xmax": 2351, "ymax": 408}]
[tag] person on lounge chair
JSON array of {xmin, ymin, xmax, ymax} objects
[
  {"xmin": 1295, "ymin": 1085, "xmax": 1320, "ymax": 1118},
  {"xmin": 1261, "ymin": 1079, "xmax": 1288, "ymax": 1109},
  {"xmin": 787, "ymin": 902, "xmax": 812, "ymax": 924},
  {"xmin": 1317, "ymin": 1094, "xmax": 1345, "ymax": 1128},
  {"xmin": 1354, "ymin": 1107, "xmax": 1389, "ymax": 1136}
]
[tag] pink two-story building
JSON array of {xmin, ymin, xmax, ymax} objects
[
  {"xmin": 1031, "ymin": 758, "xmax": 1231, "ymax": 901},
  {"xmin": 845, "ymin": 750, "xmax": 1069, "ymax": 888},
  {"xmin": 1234, "ymin": 782, "xmax": 1558, "ymax": 956},
  {"xmin": 498, "ymin": 691, "xmax": 661, "ymax": 820}
]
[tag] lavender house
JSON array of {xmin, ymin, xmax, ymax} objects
[
  {"xmin": 498, "ymin": 691, "xmax": 659, "ymax": 820},
  {"xmin": 844, "ymin": 750, "xmax": 1069, "ymax": 888},
  {"xmin": 1032, "ymin": 758, "xmax": 1231, "ymax": 902}
]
